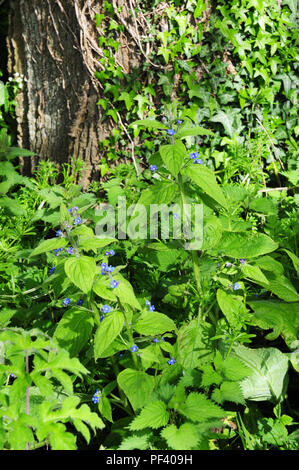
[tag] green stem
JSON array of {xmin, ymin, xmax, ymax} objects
[
  {"xmin": 178, "ymin": 173, "xmax": 202, "ymax": 298},
  {"xmin": 110, "ymin": 356, "xmax": 132, "ymax": 415},
  {"xmin": 119, "ymin": 302, "xmax": 139, "ymax": 369}
]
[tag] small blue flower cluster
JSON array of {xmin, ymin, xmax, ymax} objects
[
  {"xmin": 63, "ymin": 298, "xmax": 84, "ymax": 307},
  {"xmin": 167, "ymin": 129, "xmax": 176, "ymax": 136},
  {"xmin": 101, "ymin": 304, "xmax": 111, "ymax": 314},
  {"xmin": 54, "ymin": 248, "xmax": 63, "ymax": 256},
  {"xmin": 131, "ymin": 345, "xmax": 138, "ymax": 352},
  {"xmin": 100, "ymin": 262, "xmax": 115, "ymax": 275},
  {"xmin": 168, "ymin": 358, "xmax": 176, "ymax": 365},
  {"xmin": 145, "ymin": 300, "xmax": 155, "ymax": 312},
  {"xmin": 110, "ymin": 280, "xmax": 119, "ymax": 288},
  {"xmin": 190, "ymin": 152, "xmax": 203, "ymax": 165},
  {"xmin": 68, "ymin": 206, "xmax": 79, "ymax": 213},
  {"xmin": 150, "ymin": 165, "xmax": 157, "ymax": 172},
  {"xmin": 152, "ymin": 336, "xmax": 165, "ymax": 343},
  {"xmin": 92, "ymin": 389, "xmax": 101, "ymax": 404},
  {"xmin": 105, "ymin": 249, "xmax": 115, "ymax": 256},
  {"xmin": 73, "ymin": 216, "xmax": 82, "ymax": 225}
]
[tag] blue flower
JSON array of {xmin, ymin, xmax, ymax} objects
[
  {"xmin": 77, "ymin": 299, "xmax": 83, "ymax": 306},
  {"xmin": 150, "ymin": 165, "xmax": 157, "ymax": 172},
  {"xmin": 173, "ymin": 213, "xmax": 179, "ymax": 220},
  {"xmin": 67, "ymin": 246, "xmax": 73, "ymax": 255},
  {"xmin": 92, "ymin": 390, "xmax": 100, "ymax": 404},
  {"xmin": 110, "ymin": 280, "xmax": 119, "ymax": 288},
  {"xmin": 193, "ymin": 159, "xmax": 203, "ymax": 164},
  {"xmin": 168, "ymin": 358, "xmax": 176, "ymax": 365},
  {"xmin": 145, "ymin": 300, "xmax": 151, "ymax": 306},
  {"xmin": 149, "ymin": 305, "xmax": 155, "ymax": 312},
  {"xmin": 177, "ymin": 120, "xmax": 182, "ymax": 124},
  {"xmin": 73, "ymin": 216, "xmax": 82, "ymax": 225},
  {"xmin": 233, "ymin": 282, "xmax": 241, "ymax": 290},
  {"xmin": 153, "ymin": 338, "xmax": 159, "ymax": 343},
  {"xmin": 225, "ymin": 262, "xmax": 232, "ymax": 267},
  {"xmin": 67, "ymin": 208, "xmax": 72, "ymax": 213},
  {"xmin": 63, "ymin": 298, "xmax": 71, "ymax": 306},
  {"xmin": 167, "ymin": 129, "xmax": 175, "ymax": 135},
  {"xmin": 101, "ymin": 304, "xmax": 111, "ymax": 313},
  {"xmin": 100, "ymin": 314, "xmax": 105, "ymax": 322},
  {"xmin": 56, "ymin": 229, "xmax": 62, "ymax": 237},
  {"xmin": 54, "ymin": 248, "xmax": 63, "ymax": 256},
  {"xmin": 239, "ymin": 258, "xmax": 246, "ymax": 264},
  {"xmin": 49, "ymin": 267, "xmax": 56, "ymax": 274},
  {"xmin": 105, "ymin": 249, "xmax": 115, "ymax": 256},
  {"xmin": 190, "ymin": 152, "xmax": 199, "ymax": 160},
  {"xmin": 131, "ymin": 345, "xmax": 138, "ymax": 352}
]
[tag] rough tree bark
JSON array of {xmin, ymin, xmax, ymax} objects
[{"xmin": 7, "ymin": 0, "xmax": 141, "ymax": 186}]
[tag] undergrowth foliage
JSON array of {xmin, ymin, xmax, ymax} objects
[{"xmin": 0, "ymin": 0, "xmax": 298, "ymax": 451}]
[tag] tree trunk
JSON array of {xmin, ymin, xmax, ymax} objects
[{"xmin": 7, "ymin": 0, "xmax": 138, "ymax": 186}]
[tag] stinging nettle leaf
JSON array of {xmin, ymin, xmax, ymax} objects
[{"xmin": 129, "ymin": 401, "xmax": 169, "ymax": 430}]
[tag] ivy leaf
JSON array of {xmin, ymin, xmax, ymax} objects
[{"xmin": 211, "ymin": 110, "xmax": 235, "ymax": 137}]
